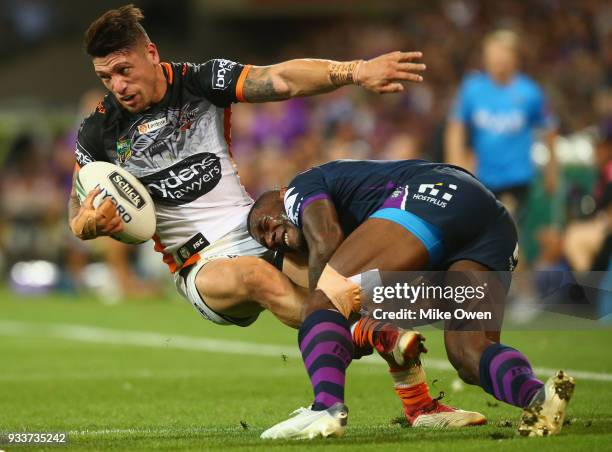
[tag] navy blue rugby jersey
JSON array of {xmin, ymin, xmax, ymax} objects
[{"xmin": 282, "ymin": 159, "xmax": 475, "ymax": 236}]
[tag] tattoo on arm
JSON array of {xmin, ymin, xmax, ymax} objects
[
  {"xmin": 243, "ymin": 67, "xmax": 289, "ymax": 102},
  {"xmin": 328, "ymin": 61, "xmax": 361, "ymax": 86}
]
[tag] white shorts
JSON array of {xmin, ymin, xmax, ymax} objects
[{"xmin": 174, "ymin": 223, "xmax": 273, "ymax": 327}]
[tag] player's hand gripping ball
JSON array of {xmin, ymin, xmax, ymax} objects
[{"xmin": 75, "ymin": 162, "xmax": 156, "ymax": 244}]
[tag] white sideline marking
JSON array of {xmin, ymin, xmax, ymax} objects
[
  {"xmin": 1, "ymin": 320, "xmax": 612, "ymax": 383},
  {"xmin": 0, "ymin": 368, "xmax": 303, "ymax": 382},
  {"xmin": 68, "ymin": 426, "xmax": 238, "ymax": 436}
]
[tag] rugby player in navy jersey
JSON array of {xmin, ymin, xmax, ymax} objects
[{"xmin": 248, "ymin": 159, "xmax": 575, "ymax": 439}]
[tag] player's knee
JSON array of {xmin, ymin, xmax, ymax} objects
[{"xmin": 240, "ymin": 257, "xmax": 288, "ymax": 304}]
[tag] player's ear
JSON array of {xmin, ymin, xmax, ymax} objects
[
  {"xmin": 145, "ymin": 42, "xmax": 160, "ymax": 64},
  {"xmin": 279, "ymin": 187, "xmax": 287, "ymax": 199}
]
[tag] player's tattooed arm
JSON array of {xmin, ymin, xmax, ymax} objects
[
  {"xmin": 242, "ymin": 51, "xmax": 425, "ymax": 102},
  {"xmin": 301, "ymin": 199, "xmax": 345, "ymax": 291},
  {"xmin": 242, "ymin": 66, "xmax": 292, "ymax": 102},
  {"xmin": 243, "ymin": 60, "xmax": 350, "ymax": 102}
]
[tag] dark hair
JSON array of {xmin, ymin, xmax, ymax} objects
[
  {"xmin": 84, "ymin": 4, "xmax": 149, "ymax": 57},
  {"xmin": 246, "ymin": 190, "xmax": 280, "ymax": 237}
]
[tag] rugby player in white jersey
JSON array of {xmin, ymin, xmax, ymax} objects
[
  {"xmin": 68, "ymin": 5, "xmax": 492, "ymax": 431},
  {"xmin": 69, "ymin": 4, "xmax": 426, "ymax": 329}
]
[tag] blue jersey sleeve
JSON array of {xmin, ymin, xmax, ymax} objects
[{"xmin": 284, "ymin": 167, "xmax": 331, "ymax": 228}]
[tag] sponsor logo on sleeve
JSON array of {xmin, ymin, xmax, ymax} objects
[
  {"xmin": 75, "ymin": 142, "xmax": 93, "ymax": 166},
  {"xmin": 211, "ymin": 59, "xmax": 237, "ymax": 90}
]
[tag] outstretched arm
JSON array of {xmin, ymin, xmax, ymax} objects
[{"xmin": 242, "ymin": 51, "xmax": 425, "ymax": 103}]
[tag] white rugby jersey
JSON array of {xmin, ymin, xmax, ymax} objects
[{"xmin": 75, "ymin": 60, "xmax": 254, "ymax": 272}]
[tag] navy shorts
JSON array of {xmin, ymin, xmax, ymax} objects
[{"xmin": 371, "ymin": 165, "xmax": 519, "ymax": 272}]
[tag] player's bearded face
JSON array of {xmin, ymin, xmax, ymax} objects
[{"xmin": 93, "ymin": 44, "xmax": 162, "ymax": 113}]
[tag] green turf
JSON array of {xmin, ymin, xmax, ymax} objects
[{"xmin": 1, "ymin": 290, "xmax": 612, "ymax": 451}]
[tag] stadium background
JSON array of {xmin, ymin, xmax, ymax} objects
[{"xmin": 1, "ymin": 1, "xmax": 611, "ymax": 450}]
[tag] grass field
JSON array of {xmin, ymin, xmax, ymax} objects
[{"xmin": 1, "ymin": 290, "xmax": 612, "ymax": 451}]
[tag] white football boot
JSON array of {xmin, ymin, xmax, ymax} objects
[
  {"xmin": 407, "ymin": 400, "xmax": 487, "ymax": 427},
  {"xmin": 517, "ymin": 370, "xmax": 576, "ymax": 437},
  {"xmin": 261, "ymin": 403, "xmax": 348, "ymax": 440}
]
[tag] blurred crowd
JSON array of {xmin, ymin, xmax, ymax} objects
[
  {"xmin": 0, "ymin": 1, "xmax": 610, "ymax": 314},
  {"xmin": 0, "ymin": 90, "xmax": 162, "ymax": 299},
  {"xmin": 231, "ymin": 0, "xmax": 612, "ymax": 194}
]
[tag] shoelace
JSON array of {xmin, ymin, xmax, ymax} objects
[
  {"xmin": 433, "ymin": 391, "xmax": 445, "ymax": 402},
  {"xmin": 421, "ymin": 392, "xmax": 449, "ymax": 414}
]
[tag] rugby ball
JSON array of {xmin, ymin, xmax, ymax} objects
[{"xmin": 75, "ymin": 162, "xmax": 156, "ymax": 244}]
